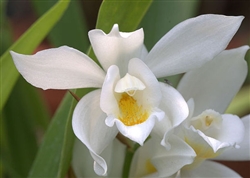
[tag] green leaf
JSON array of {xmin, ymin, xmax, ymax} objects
[
  {"xmin": 1, "ymin": 77, "xmax": 50, "ymax": 177},
  {"xmin": 141, "ymin": 0, "xmax": 199, "ymax": 50},
  {"xmin": 245, "ymin": 40, "xmax": 250, "ymax": 84},
  {"xmin": 0, "ymin": 1, "xmax": 13, "ymax": 55},
  {"xmin": 226, "ymin": 85, "xmax": 250, "ymax": 117},
  {"xmin": 28, "ymin": 92, "xmax": 74, "ymax": 177},
  {"xmin": 28, "ymin": 89, "xmax": 92, "ymax": 178},
  {"xmin": 0, "ymin": 0, "xmax": 70, "ymax": 111},
  {"xmin": 31, "ymin": 0, "xmax": 89, "ymax": 51},
  {"xmin": 96, "ymin": 0, "xmax": 153, "ymax": 32}
]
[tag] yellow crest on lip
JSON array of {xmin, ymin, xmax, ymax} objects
[{"xmin": 118, "ymin": 93, "xmax": 149, "ymax": 126}]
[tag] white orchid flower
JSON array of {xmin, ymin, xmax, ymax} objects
[
  {"xmin": 176, "ymin": 45, "xmax": 249, "ymax": 154},
  {"xmin": 130, "ymin": 46, "xmax": 249, "ymax": 178},
  {"xmin": 174, "ymin": 114, "xmax": 250, "ymax": 178},
  {"xmin": 174, "ymin": 46, "xmax": 249, "ymax": 177},
  {"xmin": 11, "ymin": 14, "xmax": 244, "ymax": 176}
]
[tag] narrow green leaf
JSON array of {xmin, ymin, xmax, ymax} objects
[
  {"xmin": 59, "ymin": 89, "xmax": 92, "ymax": 177},
  {"xmin": 245, "ymin": 41, "xmax": 250, "ymax": 84},
  {"xmin": 1, "ymin": 77, "xmax": 50, "ymax": 177},
  {"xmin": 28, "ymin": 92, "xmax": 74, "ymax": 177},
  {"xmin": 122, "ymin": 143, "xmax": 140, "ymax": 178},
  {"xmin": 18, "ymin": 78, "xmax": 50, "ymax": 130},
  {"xmin": 28, "ymin": 89, "xmax": 92, "ymax": 178},
  {"xmin": 0, "ymin": 1, "xmax": 13, "ymax": 55},
  {"xmin": 0, "ymin": 0, "xmax": 70, "ymax": 111},
  {"xmin": 31, "ymin": 0, "xmax": 89, "ymax": 51},
  {"xmin": 96, "ymin": 0, "xmax": 153, "ymax": 32},
  {"xmin": 141, "ymin": 0, "xmax": 199, "ymax": 50}
]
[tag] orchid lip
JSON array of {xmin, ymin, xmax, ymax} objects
[{"xmin": 117, "ymin": 92, "xmax": 149, "ymax": 126}]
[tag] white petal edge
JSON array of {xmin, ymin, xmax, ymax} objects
[
  {"xmin": 107, "ymin": 108, "xmax": 164, "ymax": 145},
  {"xmin": 216, "ymin": 114, "xmax": 245, "ymax": 148},
  {"xmin": 140, "ymin": 45, "xmax": 149, "ymax": 60},
  {"xmin": 153, "ymin": 82, "xmax": 189, "ymax": 141},
  {"xmin": 214, "ymin": 114, "xmax": 250, "ymax": 161},
  {"xmin": 181, "ymin": 160, "xmax": 241, "ymax": 178},
  {"xmin": 152, "ymin": 135, "xmax": 196, "ymax": 177},
  {"xmin": 100, "ymin": 65, "xmax": 120, "ymax": 116},
  {"xmin": 72, "ymin": 138, "xmax": 100, "ymax": 178},
  {"xmin": 72, "ymin": 89, "xmax": 118, "ymax": 176},
  {"xmin": 183, "ymin": 126, "xmax": 231, "ymax": 154},
  {"xmin": 145, "ymin": 14, "xmax": 244, "ymax": 78},
  {"xmin": 89, "ymin": 24, "xmax": 144, "ymax": 76},
  {"xmin": 11, "ymin": 46, "xmax": 106, "ymax": 90},
  {"xmin": 72, "ymin": 138, "xmax": 126, "ymax": 177},
  {"xmin": 177, "ymin": 45, "xmax": 249, "ymax": 116}
]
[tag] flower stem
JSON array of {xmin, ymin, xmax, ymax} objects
[
  {"xmin": 117, "ymin": 133, "xmax": 133, "ymax": 149},
  {"xmin": 68, "ymin": 90, "xmax": 80, "ymax": 101},
  {"xmin": 122, "ymin": 143, "xmax": 140, "ymax": 178}
]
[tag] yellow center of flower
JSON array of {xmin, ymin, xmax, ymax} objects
[
  {"xmin": 205, "ymin": 115, "xmax": 213, "ymax": 126},
  {"xmin": 191, "ymin": 110, "xmax": 222, "ymax": 132},
  {"xmin": 145, "ymin": 159, "xmax": 157, "ymax": 174},
  {"xmin": 118, "ymin": 93, "xmax": 149, "ymax": 126}
]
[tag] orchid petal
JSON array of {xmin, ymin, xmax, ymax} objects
[
  {"xmin": 214, "ymin": 114, "xmax": 250, "ymax": 161},
  {"xmin": 128, "ymin": 58, "xmax": 162, "ymax": 107},
  {"xmin": 109, "ymin": 108, "xmax": 164, "ymax": 145},
  {"xmin": 100, "ymin": 65, "xmax": 120, "ymax": 116},
  {"xmin": 129, "ymin": 138, "xmax": 158, "ymax": 177},
  {"xmin": 153, "ymin": 82, "xmax": 189, "ymax": 139},
  {"xmin": 10, "ymin": 46, "xmax": 105, "ymax": 90},
  {"xmin": 141, "ymin": 45, "xmax": 149, "ymax": 60},
  {"xmin": 145, "ymin": 15, "xmax": 244, "ymax": 78},
  {"xmin": 89, "ymin": 24, "xmax": 144, "ymax": 76},
  {"xmin": 72, "ymin": 138, "xmax": 100, "ymax": 178},
  {"xmin": 183, "ymin": 127, "xmax": 230, "ymax": 155},
  {"xmin": 177, "ymin": 46, "xmax": 249, "ymax": 116},
  {"xmin": 130, "ymin": 136, "xmax": 195, "ymax": 177},
  {"xmin": 72, "ymin": 138, "xmax": 126, "ymax": 177},
  {"xmin": 152, "ymin": 135, "xmax": 196, "ymax": 177},
  {"xmin": 182, "ymin": 99, "xmax": 195, "ymax": 127},
  {"xmin": 181, "ymin": 160, "xmax": 241, "ymax": 177},
  {"xmin": 72, "ymin": 89, "xmax": 118, "ymax": 176},
  {"xmin": 187, "ymin": 99, "xmax": 195, "ymax": 120},
  {"xmin": 216, "ymin": 114, "xmax": 245, "ymax": 147},
  {"xmin": 106, "ymin": 139, "xmax": 126, "ymax": 176}
]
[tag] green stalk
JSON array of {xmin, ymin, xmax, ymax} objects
[{"xmin": 122, "ymin": 143, "xmax": 140, "ymax": 178}]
